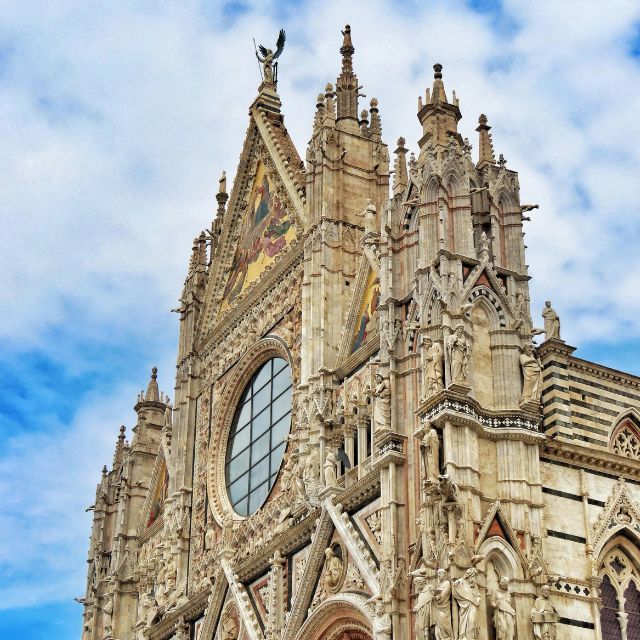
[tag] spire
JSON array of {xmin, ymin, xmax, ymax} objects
[
  {"xmin": 431, "ymin": 63, "xmax": 447, "ymax": 103},
  {"xmin": 393, "ymin": 137, "xmax": 408, "ymax": 196},
  {"xmin": 335, "ymin": 25, "xmax": 360, "ymax": 127},
  {"xmin": 369, "ymin": 98, "xmax": 381, "ymax": 140},
  {"xmin": 144, "ymin": 367, "xmax": 159, "ymax": 402},
  {"xmin": 112, "ymin": 425, "xmax": 126, "ymax": 469},
  {"xmin": 476, "ymin": 114, "xmax": 496, "ymax": 168},
  {"xmin": 188, "ymin": 231, "xmax": 208, "ymax": 275}
]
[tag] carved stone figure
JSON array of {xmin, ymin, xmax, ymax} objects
[
  {"xmin": 324, "ymin": 451, "xmax": 338, "ymax": 487},
  {"xmin": 221, "ymin": 612, "xmax": 238, "ymax": 640},
  {"xmin": 164, "ymin": 398, "xmax": 173, "ymax": 427},
  {"xmin": 372, "ymin": 600, "xmax": 392, "ymax": 640},
  {"xmin": 422, "ymin": 427, "xmax": 440, "ymax": 484},
  {"xmin": 520, "ymin": 344, "xmax": 542, "ymax": 404},
  {"xmin": 255, "ymin": 30, "xmax": 286, "ymax": 86},
  {"xmin": 373, "ymin": 373, "xmax": 391, "ymax": 432},
  {"xmin": 434, "ymin": 568, "xmax": 453, "ymax": 640},
  {"xmin": 304, "ymin": 448, "xmax": 320, "ymax": 483},
  {"xmin": 513, "ymin": 292, "xmax": 526, "ymax": 331},
  {"xmin": 323, "ymin": 547, "xmax": 343, "ymax": 592},
  {"xmin": 204, "ymin": 521, "xmax": 215, "ymax": 550},
  {"xmin": 453, "ymin": 568, "xmax": 481, "ymax": 640},
  {"xmin": 489, "ymin": 576, "xmax": 516, "ymax": 640},
  {"xmin": 446, "ymin": 326, "xmax": 470, "ymax": 385},
  {"xmin": 413, "ymin": 575, "xmax": 434, "ymax": 640},
  {"xmin": 542, "ymin": 301, "xmax": 560, "ymax": 340},
  {"xmin": 357, "ymin": 198, "xmax": 378, "ymax": 235},
  {"xmin": 531, "ymin": 585, "xmax": 558, "ymax": 640},
  {"xmin": 222, "ymin": 510, "xmax": 234, "ymax": 548},
  {"xmin": 102, "ymin": 592, "xmax": 114, "ymax": 638},
  {"xmin": 422, "ymin": 336, "xmax": 444, "ymax": 398},
  {"xmin": 283, "ymin": 312, "xmax": 295, "ymax": 348}
]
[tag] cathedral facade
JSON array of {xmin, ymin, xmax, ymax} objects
[{"xmin": 81, "ymin": 26, "xmax": 640, "ymax": 640}]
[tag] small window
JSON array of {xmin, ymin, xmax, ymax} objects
[{"xmin": 225, "ymin": 357, "xmax": 292, "ymax": 516}]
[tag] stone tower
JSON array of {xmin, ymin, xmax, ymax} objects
[{"xmin": 81, "ymin": 26, "xmax": 640, "ymax": 640}]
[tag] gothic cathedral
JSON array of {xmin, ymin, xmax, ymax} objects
[{"xmin": 81, "ymin": 26, "xmax": 640, "ymax": 640}]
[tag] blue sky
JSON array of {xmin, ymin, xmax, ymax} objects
[{"xmin": 1, "ymin": 1, "xmax": 640, "ymax": 638}]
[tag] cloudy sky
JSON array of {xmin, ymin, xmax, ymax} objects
[{"xmin": 1, "ymin": 0, "xmax": 639, "ymax": 637}]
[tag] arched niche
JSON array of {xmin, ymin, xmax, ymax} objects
[
  {"xmin": 293, "ymin": 594, "xmax": 374, "ymax": 640},
  {"xmin": 470, "ymin": 302, "xmax": 495, "ymax": 409}
]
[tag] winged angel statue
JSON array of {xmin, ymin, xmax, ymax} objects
[{"xmin": 255, "ymin": 29, "xmax": 286, "ymax": 86}]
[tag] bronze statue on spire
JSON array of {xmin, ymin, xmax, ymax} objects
[{"xmin": 255, "ymin": 29, "xmax": 286, "ymax": 86}]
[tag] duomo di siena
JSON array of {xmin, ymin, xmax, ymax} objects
[{"xmin": 81, "ymin": 26, "xmax": 640, "ymax": 640}]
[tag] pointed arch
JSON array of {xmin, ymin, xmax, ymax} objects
[
  {"xmin": 497, "ymin": 189, "xmax": 517, "ymax": 214},
  {"xmin": 610, "ymin": 408, "xmax": 640, "ymax": 460},
  {"xmin": 465, "ymin": 287, "xmax": 504, "ymax": 332},
  {"xmin": 477, "ymin": 536, "xmax": 525, "ymax": 580},
  {"xmin": 444, "ymin": 170, "xmax": 463, "ymax": 197}
]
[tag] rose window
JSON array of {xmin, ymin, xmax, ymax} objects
[{"xmin": 225, "ymin": 357, "xmax": 292, "ymax": 516}]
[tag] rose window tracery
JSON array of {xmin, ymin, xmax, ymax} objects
[{"xmin": 612, "ymin": 425, "xmax": 640, "ymax": 460}]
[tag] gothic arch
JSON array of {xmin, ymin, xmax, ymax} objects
[
  {"xmin": 496, "ymin": 189, "xmax": 517, "ymax": 214},
  {"xmin": 423, "ymin": 175, "xmax": 439, "ymax": 203},
  {"xmin": 478, "ymin": 536, "xmax": 525, "ymax": 581},
  {"xmin": 610, "ymin": 409, "xmax": 640, "ymax": 460},
  {"xmin": 465, "ymin": 287, "xmax": 505, "ymax": 332},
  {"xmin": 292, "ymin": 594, "xmax": 374, "ymax": 640},
  {"xmin": 444, "ymin": 170, "xmax": 463, "ymax": 197}
]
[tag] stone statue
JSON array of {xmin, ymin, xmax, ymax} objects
[
  {"xmin": 373, "ymin": 373, "xmax": 391, "ymax": 432},
  {"xmin": 542, "ymin": 301, "xmax": 560, "ymax": 340},
  {"xmin": 489, "ymin": 576, "xmax": 516, "ymax": 640},
  {"xmin": 520, "ymin": 344, "xmax": 542, "ymax": 404},
  {"xmin": 292, "ymin": 457, "xmax": 307, "ymax": 502},
  {"xmin": 323, "ymin": 547, "xmax": 343, "ymax": 592},
  {"xmin": 283, "ymin": 312, "xmax": 295, "ymax": 348},
  {"xmin": 211, "ymin": 381, "xmax": 223, "ymax": 417},
  {"xmin": 372, "ymin": 600, "xmax": 392, "ymax": 640},
  {"xmin": 255, "ymin": 29, "xmax": 286, "ymax": 86},
  {"xmin": 324, "ymin": 451, "xmax": 338, "ymax": 487},
  {"xmin": 446, "ymin": 326, "xmax": 470, "ymax": 385},
  {"xmin": 356, "ymin": 198, "xmax": 378, "ymax": 235},
  {"xmin": 422, "ymin": 337, "xmax": 444, "ymax": 398},
  {"xmin": 221, "ymin": 612, "xmax": 238, "ymax": 640},
  {"xmin": 422, "ymin": 427, "xmax": 440, "ymax": 484},
  {"xmin": 412, "ymin": 575, "xmax": 434, "ymax": 640},
  {"xmin": 453, "ymin": 567, "xmax": 481, "ymax": 640},
  {"xmin": 304, "ymin": 448, "xmax": 320, "ymax": 483},
  {"xmin": 102, "ymin": 592, "xmax": 114, "ymax": 638},
  {"xmin": 219, "ymin": 170, "xmax": 227, "ymax": 193},
  {"xmin": 513, "ymin": 292, "xmax": 526, "ymax": 331},
  {"xmin": 204, "ymin": 521, "xmax": 215, "ymax": 550},
  {"xmin": 434, "ymin": 568, "xmax": 453, "ymax": 640},
  {"xmin": 164, "ymin": 398, "xmax": 173, "ymax": 427},
  {"xmin": 531, "ymin": 585, "xmax": 559, "ymax": 640},
  {"xmin": 222, "ymin": 510, "xmax": 234, "ymax": 548}
]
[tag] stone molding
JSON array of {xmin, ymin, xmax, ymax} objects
[{"xmin": 147, "ymin": 586, "xmax": 211, "ymax": 640}]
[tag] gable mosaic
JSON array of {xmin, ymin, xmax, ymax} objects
[{"xmin": 82, "ymin": 24, "xmax": 640, "ymax": 640}]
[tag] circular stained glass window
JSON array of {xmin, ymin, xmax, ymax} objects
[{"xmin": 225, "ymin": 357, "xmax": 292, "ymax": 516}]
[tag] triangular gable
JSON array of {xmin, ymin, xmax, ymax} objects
[
  {"xmin": 475, "ymin": 501, "xmax": 528, "ymax": 572},
  {"xmin": 138, "ymin": 446, "xmax": 168, "ymax": 537},
  {"xmin": 198, "ymin": 104, "xmax": 305, "ymax": 337},
  {"xmin": 593, "ymin": 478, "xmax": 640, "ymax": 556},
  {"xmin": 337, "ymin": 257, "xmax": 381, "ymax": 366}
]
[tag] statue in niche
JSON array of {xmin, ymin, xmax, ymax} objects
[
  {"xmin": 356, "ymin": 198, "xmax": 378, "ymax": 235},
  {"xmin": 446, "ymin": 326, "xmax": 470, "ymax": 385},
  {"xmin": 489, "ymin": 576, "xmax": 516, "ymax": 640},
  {"xmin": 373, "ymin": 373, "xmax": 391, "ymax": 432},
  {"xmin": 512, "ymin": 292, "xmax": 526, "ymax": 331},
  {"xmin": 412, "ymin": 574, "xmax": 434, "ymax": 640},
  {"xmin": 453, "ymin": 567, "xmax": 481, "ymax": 640},
  {"xmin": 531, "ymin": 584, "xmax": 559, "ymax": 640},
  {"xmin": 324, "ymin": 451, "xmax": 338, "ymax": 487},
  {"xmin": 323, "ymin": 547, "xmax": 343, "ymax": 592},
  {"xmin": 102, "ymin": 592, "xmax": 114, "ymax": 638},
  {"xmin": 422, "ymin": 426, "xmax": 440, "ymax": 484},
  {"xmin": 282, "ymin": 312, "xmax": 295, "ymax": 348},
  {"xmin": 304, "ymin": 448, "xmax": 320, "ymax": 484},
  {"xmin": 372, "ymin": 600, "xmax": 392, "ymax": 640},
  {"xmin": 204, "ymin": 521, "xmax": 215, "ymax": 550},
  {"xmin": 542, "ymin": 301, "xmax": 561, "ymax": 340},
  {"xmin": 164, "ymin": 398, "xmax": 172, "ymax": 427},
  {"xmin": 211, "ymin": 381, "xmax": 223, "ymax": 418},
  {"xmin": 434, "ymin": 568, "xmax": 453, "ymax": 640},
  {"xmin": 222, "ymin": 510, "xmax": 234, "ymax": 548},
  {"xmin": 422, "ymin": 336, "xmax": 444, "ymax": 398},
  {"xmin": 520, "ymin": 344, "xmax": 543, "ymax": 404}
]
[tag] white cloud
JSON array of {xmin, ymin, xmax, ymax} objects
[{"xmin": 1, "ymin": 0, "xmax": 640, "ymax": 614}]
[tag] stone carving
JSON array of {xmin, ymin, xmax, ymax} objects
[
  {"xmin": 489, "ymin": 576, "xmax": 515, "ymax": 640},
  {"xmin": 304, "ymin": 448, "xmax": 320, "ymax": 484},
  {"xmin": 323, "ymin": 546, "xmax": 344, "ymax": 593},
  {"xmin": 344, "ymin": 562, "xmax": 364, "ymax": 589},
  {"xmin": 446, "ymin": 326, "xmax": 470, "ymax": 386},
  {"xmin": 372, "ymin": 600, "xmax": 392, "ymax": 640},
  {"xmin": 164, "ymin": 398, "xmax": 173, "ymax": 427},
  {"xmin": 220, "ymin": 611, "xmax": 238, "ymax": 640},
  {"xmin": 222, "ymin": 510, "xmax": 234, "ymax": 548},
  {"xmin": 453, "ymin": 568, "xmax": 481, "ymax": 640},
  {"xmin": 357, "ymin": 198, "xmax": 378, "ymax": 235},
  {"xmin": 434, "ymin": 568, "xmax": 453, "ymax": 640},
  {"xmin": 366, "ymin": 510, "xmax": 383, "ymax": 544},
  {"xmin": 542, "ymin": 301, "xmax": 560, "ymax": 341},
  {"xmin": 520, "ymin": 345, "xmax": 542, "ymax": 405},
  {"xmin": 531, "ymin": 584, "xmax": 558, "ymax": 640},
  {"xmin": 324, "ymin": 451, "xmax": 339, "ymax": 487},
  {"xmin": 422, "ymin": 337, "xmax": 444, "ymax": 398},
  {"xmin": 102, "ymin": 592, "xmax": 114, "ymax": 639},
  {"xmin": 612, "ymin": 426, "xmax": 640, "ymax": 460},
  {"xmin": 255, "ymin": 29, "xmax": 286, "ymax": 86},
  {"xmin": 412, "ymin": 574, "xmax": 434, "ymax": 640},
  {"xmin": 422, "ymin": 426, "xmax": 440, "ymax": 484},
  {"xmin": 373, "ymin": 373, "xmax": 391, "ymax": 432}
]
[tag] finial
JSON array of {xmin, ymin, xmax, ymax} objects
[
  {"xmin": 120, "ymin": 425, "xmax": 126, "ymax": 435},
  {"xmin": 218, "ymin": 171, "xmax": 226, "ymax": 194},
  {"xmin": 433, "ymin": 63, "xmax": 443, "ymax": 79},
  {"xmin": 151, "ymin": 367, "xmax": 157, "ymax": 379},
  {"xmin": 397, "ymin": 137, "xmax": 406, "ymax": 147},
  {"xmin": 341, "ymin": 24, "xmax": 353, "ymax": 48},
  {"xmin": 102, "ymin": 465, "xmax": 108, "ymax": 476}
]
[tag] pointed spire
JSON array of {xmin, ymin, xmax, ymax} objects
[
  {"xmin": 145, "ymin": 367, "xmax": 159, "ymax": 402},
  {"xmin": 393, "ymin": 137, "xmax": 409, "ymax": 196},
  {"xmin": 476, "ymin": 114, "xmax": 496, "ymax": 168},
  {"xmin": 335, "ymin": 25, "xmax": 360, "ymax": 127},
  {"xmin": 369, "ymin": 98, "xmax": 381, "ymax": 140},
  {"xmin": 431, "ymin": 63, "xmax": 447, "ymax": 103},
  {"xmin": 188, "ymin": 232, "xmax": 208, "ymax": 275},
  {"xmin": 112, "ymin": 425, "xmax": 126, "ymax": 469}
]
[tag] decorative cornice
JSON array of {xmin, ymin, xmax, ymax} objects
[
  {"xmin": 148, "ymin": 587, "xmax": 211, "ymax": 640},
  {"xmin": 569, "ymin": 356, "xmax": 640, "ymax": 389},
  {"xmin": 331, "ymin": 469, "xmax": 380, "ymax": 514},
  {"xmin": 198, "ymin": 575, "xmax": 229, "ymax": 640}
]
